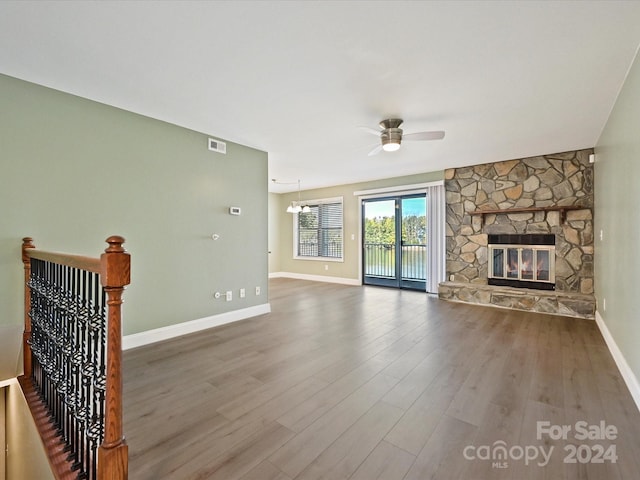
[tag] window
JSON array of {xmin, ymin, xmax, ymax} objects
[{"xmin": 294, "ymin": 197, "xmax": 343, "ymax": 260}]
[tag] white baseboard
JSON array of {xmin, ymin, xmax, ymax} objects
[
  {"xmin": 269, "ymin": 271, "xmax": 360, "ymax": 286},
  {"xmin": 595, "ymin": 310, "xmax": 640, "ymax": 412},
  {"xmin": 122, "ymin": 303, "xmax": 271, "ymax": 350}
]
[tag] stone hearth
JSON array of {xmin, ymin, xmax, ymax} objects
[
  {"xmin": 439, "ymin": 281, "xmax": 595, "ymax": 319},
  {"xmin": 439, "ymin": 149, "xmax": 595, "ymax": 319}
]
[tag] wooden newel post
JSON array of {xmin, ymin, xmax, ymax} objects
[
  {"xmin": 22, "ymin": 237, "xmax": 35, "ymax": 378},
  {"xmin": 98, "ymin": 236, "xmax": 130, "ymax": 480}
]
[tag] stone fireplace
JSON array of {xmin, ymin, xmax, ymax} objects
[{"xmin": 438, "ymin": 149, "xmax": 595, "ymax": 319}]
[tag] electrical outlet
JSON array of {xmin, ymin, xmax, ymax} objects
[
  {"xmin": 226, "ymin": 291, "xmax": 232, "ymax": 301},
  {"xmin": 324, "ymin": 265, "xmax": 329, "ymax": 271},
  {"xmin": 240, "ymin": 288, "xmax": 245, "ymax": 298},
  {"xmin": 255, "ymin": 286, "xmax": 261, "ymax": 296}
]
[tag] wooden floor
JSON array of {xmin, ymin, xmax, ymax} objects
[{"xmin": 123, "ymin": 278, "xmax": 640, "ymax": 479}]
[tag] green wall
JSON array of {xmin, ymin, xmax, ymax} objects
[
  {"xmin": 270, "ymin": 171, "xmax": 443, "ymax": 280},
  {"xmin": 268, "ymin": 192, "xmax": 282, "ymax": 274},
  {"xmin": 595, "ymin": 48, "xmax": 640, "ymax": 382},
  {"xmin": 0, "ymin": 74, "xmax": 268, "ymax": 336}
]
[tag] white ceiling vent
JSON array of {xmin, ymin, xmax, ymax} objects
[{"xmin": 208, "ymin": 138, "xmax": 227, "ymax": 154}]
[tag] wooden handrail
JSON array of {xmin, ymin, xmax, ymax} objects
[
  {"xmin": 27, "ymin": 249, "xmax": 102, "ymax": 273},
  {"xmin": 21, "ymin": 236, "xmax": 130, "ymax": 480}
]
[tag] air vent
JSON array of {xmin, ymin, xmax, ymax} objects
[{"xmin": 208, "ymin": 138, "xmax": 227, "ymax": 154}]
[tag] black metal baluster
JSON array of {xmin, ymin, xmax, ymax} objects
[
  {"xmin": 44, "ymin": 260, "xmax": 53, "ymax": 416},
  {"xmin": 81, "ymin": 271, "xmax": 94, "ymax": 480},
  {"xmin": 88, "ymin": 272, "xmax": 102, "ymax": 480},
  {"xmin": 61, "ymin": 265, "xmax": 73, "ymax": 451},
  {"xmin": 72, "ymin": 269, "xmax": 86, "ymax": 475},
  {"xmin": 53, "ymin": 262, "xmax": 63, "ymax": 437},
  {"xmin": 68, "ymin": 266, "xmax": 81, "ymax": 469},
  {"xmin": 62, "ymin": 267, "xmax": 75, "ymax": 460},
  {"xmin": 79, "ymin": 269, "xmax": 89, "ymax": 479}
]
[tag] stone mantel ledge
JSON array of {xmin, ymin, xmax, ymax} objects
[{"xmin": 438, "ymin": 281, "xmax": 595, "ymax": 319}]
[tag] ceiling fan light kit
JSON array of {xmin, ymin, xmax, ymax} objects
[
  {"xmin": 382, "ymin": 142, "xmax": 401, "ymax": 152},
  {"xmin": 366, "ymin": 118, "xmax": 445, "ymax": 156},
  {"xmin": 380, "ymin": 119, "xmax": 403, "ymax": 151}
]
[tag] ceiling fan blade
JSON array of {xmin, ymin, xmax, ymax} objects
[
  {"xmin": 403, "ymin": 130, "xmax": 445, "ymax": 141},
  {"xmin": 367, "ymin": 145, "xmax": 383, "ymax": 156},
  {"xmin": 358, "ymin": 126, "xmax": 383, "ymax": 136}
]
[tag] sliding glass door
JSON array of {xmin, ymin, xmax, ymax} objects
[{"xmin": 362, "ymin": 194, "xmax": 427, "ymax": 290}]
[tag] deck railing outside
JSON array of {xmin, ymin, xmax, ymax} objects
[
  {"xmin": 364, "ymin": 243, "xmax": 426, "ymax": 280},
  {"xmin": 298, "ymin": 241, "xmax": 343, "ymax": 258}
]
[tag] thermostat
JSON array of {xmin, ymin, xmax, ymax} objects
[{"xmin": 229, "ymin": 206, "xmax": 241, "ymax": 216}]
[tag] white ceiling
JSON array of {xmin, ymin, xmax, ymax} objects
[{"xmin": 2, "ymin": 1, "xmax": 640, "ymax": 193}]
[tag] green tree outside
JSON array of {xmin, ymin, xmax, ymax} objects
[{"xmin": 364, "ymin": 215, "xmax": 425, "ymax": 245}]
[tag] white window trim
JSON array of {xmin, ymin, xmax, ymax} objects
[
  {"xmin": 293, "ymin": 196, "xmax": 344, "ymax": 262},
  {"xmin": 353, "ymin": 180, "xmax": 444, "ymax": 199}
]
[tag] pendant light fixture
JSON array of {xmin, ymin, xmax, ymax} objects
[{"xmin": 273, "ymin": 179, "xmax": 310, "ymax": 213}]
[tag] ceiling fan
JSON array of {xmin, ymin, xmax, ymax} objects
[{"xmin": 362, "ymin": 118, "xmax": 445, "ymax": 156}]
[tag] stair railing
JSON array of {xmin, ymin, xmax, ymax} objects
[{"xmin": 20, "ymin": 236, "xmax": 130, "ymax": 480}]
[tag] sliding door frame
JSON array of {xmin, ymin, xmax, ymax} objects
[{"xmin": 355, "ymin": 180, "xmax": 446, "ymax": 293}]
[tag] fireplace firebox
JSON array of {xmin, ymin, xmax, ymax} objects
[{"xmin": 488, "ymin": 234, "xmax": 555, "ymax": 290}]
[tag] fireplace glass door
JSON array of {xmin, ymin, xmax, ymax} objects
[
  {"xmin": 521, "ymin": 249, "xmax": 534, "ymax": 280},
  {"xmin": 536, "ymin": 250, "xmax": 550, "ymax": 281},
  {"xmin": 489, "ymin": 245, "xmax": 555, "ymax": 288},
  {"xmin": 506, "ymin": 248, "xmax": 519, "ymax": 279}
]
